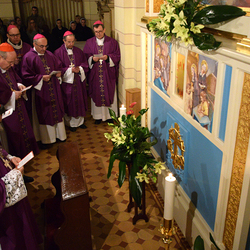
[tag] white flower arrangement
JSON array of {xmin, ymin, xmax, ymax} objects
[{"xmin": 147, "ymin": 0, "xmax": 246, "ymax": 50}]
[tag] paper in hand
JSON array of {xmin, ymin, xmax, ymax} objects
[
  {"xmin": 17, "ymin": 151, "xmax": 34, "ymax": 169},
  {"xmin": 21, "ymin": 85, "xmax": 32, "ymax": 92},
  {"xmin": 93, "ymin": 53, "xmax": 103, "ymax": 58},
  {"xmin": 2, "ymin": 108, "xmax": 13, "ymax": 119},
  {"xmin": 49, "ymin": 71, "xmax": 60, "ymax": 76}
]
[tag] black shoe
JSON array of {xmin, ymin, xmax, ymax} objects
[
  {"xmin": 69, "ymin": 127, "xmax": 77, "ymax": 132},
  {"xmin": 94, "ymin": 119, "xmax": 102, "ymax": 124},
  {"xmin": 106, "ymin": 119, "xmax": 113, "ymax": 124},
  {"xmin": 56, "ymin": 138, "xmax": 66, "ymax": 143},
  {"xmin": 23, "ymin": 175, "xmax": 34, "ymax": 183},
  {"xmin": 38, "ymin": 142, "xmax": 52, "ymax": 150},
  {"xmin": 79, "ymin": 124, "xmax": 87, "ymax": 129}
]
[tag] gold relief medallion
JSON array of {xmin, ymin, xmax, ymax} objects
[{"xmin": 167, "ymin": 123, "xmax": 185, "ymax": 170}]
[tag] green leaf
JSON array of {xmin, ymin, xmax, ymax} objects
[
  {"xmin": 209, "ymin": 233, "xmax": 220, "ymax": 250},
  {"xmin": 139, "ymin": 108, "xmax": 149, "ymax": 116},
  {"xmin": 118, "ymin": 161, "xmax": 126, "ymax": 187},
  {"xmin": 192, "ymin": 33, "xmax": 221, "ymax": 51},
  {"xmin": 193, "ymin": 5, "xmax": 246, "ymax": 25},
  {"xmin": 194, "ymin": 236, "xmax": 205, "ymax": 250},
  {"xmin": 129, "ymin": 156, "xmax": 142, "ymax": 207},
  {"xmin": 108, "ymin": 108, "xmax": 119, "ymax": 123}
]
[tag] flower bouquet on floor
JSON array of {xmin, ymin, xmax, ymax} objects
[{"xmin": 104, "ymin": 102, "xmax": 165, "ymax": 207}]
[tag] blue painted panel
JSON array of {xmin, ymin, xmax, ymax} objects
[
  {"xmin": 219, "ymin": 65, "xmax": 232, "ymax": 141},
  {"xmin": 151, "ymin": 89, "xmax": 222, "ymax": 230}
]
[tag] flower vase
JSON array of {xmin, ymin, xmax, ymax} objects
[{"xmin": 126, "ymin": 163, "xmax": 149, "ymax": 225}]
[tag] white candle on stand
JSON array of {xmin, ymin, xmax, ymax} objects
[
  {"xmin": 164, "ymin": 173, "xmax": 176, "ymax": 220},
  {"xmin": 120, "ymin": 104, "xmax": 126, "ymax": 117}
]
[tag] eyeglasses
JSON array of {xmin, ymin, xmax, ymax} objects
[
  {"xmin": 94, "ymin": 30, "xmax": 104, "ymax": 34},
  {"xmin": 9, "ymin": 33, "xmax": 20, "ymax": 37},
  {"xmin": 36, "ymin": 44, "xmax": 49, "ymax": 49}
]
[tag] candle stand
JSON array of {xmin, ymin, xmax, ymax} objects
[
  {"xmin": 127, "ymin": 163, "xmax": 149, "ymax": 224},
  {"xmin": 159, "ymin": 219, "xmax": 177, "ymax": 249}
]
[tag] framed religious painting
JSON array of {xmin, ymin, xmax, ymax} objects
[
  {"xmin": 153, "ymin": 38, "xmax": 172, "ymax": 96},
  {"xmin": 174, "ymin": 52, "xmax": 185, "ymax": 99},
  {"xmin": 185, "ymin": 51, "xmax": 218, "ymax": 133}
]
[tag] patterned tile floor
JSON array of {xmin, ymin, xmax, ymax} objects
[{"xmin": 24, "ymin": 106, "xmax": 188, "ymax": 250}]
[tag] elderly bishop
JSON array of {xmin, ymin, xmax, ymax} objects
[
  {"xmin": 21, "ymin": 34, "xmax": 66, "ymax": 146},
  {"xmin": 54, "ymin": 31, "xmax": 88, "ymax": 132},
  {"xmin": 0, "ymin": 43, "xmax": 39, "ymax": 158}
]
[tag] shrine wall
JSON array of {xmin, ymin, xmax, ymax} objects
[{"xmin": 139, "ymin": 20, "xmax": 250, "ymax": 249}]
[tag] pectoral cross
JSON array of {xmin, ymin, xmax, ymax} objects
[
  {"xmin": 69, "ymin": 62, "xmax": 75, "ymax": 68},
  {"xmin": 2, "ymin": 157, "xmax": 12, "ymax": 170},
  {"xmin": 45, "ymin": 65, "xmax": 50, "ymax": 73},
  {"xmin": 99, "ymin": 59, "xmax": 103, "ymax": 65}
]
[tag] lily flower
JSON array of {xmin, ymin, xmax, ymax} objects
[
  {"xmin": 190, "ymin": 22, "xmax": 204, "ymax": 34},
  {"xmin": 136, "ymin": 173, "xmax": 150, "ymax": 183},
  {"xmin": 154, "ymin": 162, "xmax": 166, "ymax": 174}
]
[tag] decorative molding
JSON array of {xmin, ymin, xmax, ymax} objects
[
  {"xmin": 141, "ymin": 16, "xmax": 157, "ymax": 23},
  {"xmin": 223, "ymin": 72, "xmax": 250, "ymax": 250},
  {"xmin": 237, "ymin": 38, "xmax": 250, "ymax": 56}
]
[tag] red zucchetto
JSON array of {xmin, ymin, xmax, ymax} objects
[
  {"xmin": 33, "ymin": 34, "xmax": 45, "ymax": 40},
  {"xmin": 63, "ymin": 31, "xmax": 73, "ymax": 37},
  {"xmin": 0, "ymin": 43, "xmax": 15, "ymax": 52},
  {"xmin": 7, "ymin": 25, "xmax": 18, "ymax": 33},
  {"xmin": 93, "ymin": 20, "xmax": 104, "ymax": 26}
]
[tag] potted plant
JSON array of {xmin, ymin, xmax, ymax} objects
[{"xmin": 104, "ymin": 102, "xmax": 165, "ymax": 207}]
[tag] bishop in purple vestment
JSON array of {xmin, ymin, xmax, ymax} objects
[
  {"xmin": 83, "ymin": 21, "xmax": 120, "ymax": 124},
  {"xmin": 7, "ymin": 25, "xmax": 32, "ymax": 77},
  {"xmin": 7, "ymin": 25, "xmax": 33, "ymax": 118},
  {"xmin": 0, "ymin": 145, "xmax": 43, "ymax": 250},
  {"xmin": 54, "ymin": 31, "xmax": 88, "ymax": 132},
  {"xmin": 21, "ymin": 34, "xmax": 66, "ymax": 145},
  {"xmin": 0, "ymin": 43, "xmax": 39, "ymax": 158}
]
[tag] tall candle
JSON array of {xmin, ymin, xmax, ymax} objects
[
  {"xmin": 164, "ymin": 173, "xmax": 176, "ymax": 220},
  {"xmin": 120, "ymin": 104, "xmax": 126, "ymax": 117}
]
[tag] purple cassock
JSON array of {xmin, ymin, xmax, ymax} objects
[
  {"xmin": 0, "ymin": 67, "xmax": 39, "ymax": 158},
  {"xmin": 21, "ymin": 48, "xmax": 64, "ymax": 126},
  {"xmin": 83, "ymin": 35, "xmax": 120, "ymax": 107},
  {"xmin": 12, "ymin": 42, "xmax": 31, "ymax": 77},
  {"xmin": 54, "ymin": 44, "xmax": 88, "ymax": 117},
  {"xmin": 0, "ymin": 147, "xmax": 43, "ymax": 250}
]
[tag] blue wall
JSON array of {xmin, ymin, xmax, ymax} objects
[{"xmin": 151, "ymin": 89, "xmax": 223, "ymax": 230}]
